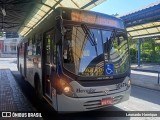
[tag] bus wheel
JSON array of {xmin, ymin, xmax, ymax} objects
[{"xmin": 35, "ymin": 75, "xmax": 42, "ymax": 100}]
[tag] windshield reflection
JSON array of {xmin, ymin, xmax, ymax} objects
[{"xmin": 63, "ymin": 25, "xmax": 129, "ymax": 76}]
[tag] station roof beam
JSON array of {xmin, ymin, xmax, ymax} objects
[
  {"xmin": 120, "ymin": 1, "xmax": 160, "ymax": 39},
  {"xmin": 18, "ymin": 0, "xmax": 106, "ymax": 37},
  {"xmin": 0, "ymin": 0, "xmax": 106, "ymax": 35}
]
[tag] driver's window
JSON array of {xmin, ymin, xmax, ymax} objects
[
  {"xmin": 45, "ymin": 30, "xmax": 55, "ymax": 64},
  {"xmin": 63, "ymin": 40, "xmax": 72, "ymax": 63},
  {"xmin": 46, "ymin": 35, "xmax": 51, "ymax": 63}
]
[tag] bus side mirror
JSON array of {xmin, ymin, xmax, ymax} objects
[{"xmin": 55, "ymin": 16, "xmax": 63, "ymax": 35}]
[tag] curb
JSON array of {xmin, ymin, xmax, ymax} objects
[
  {"xmin": 131, "ymin": 82, "xmax": 160, "ymax": 91},
  {"xmin": 131, "ymin": 68, "xmax": 159, "ymax": 73}
]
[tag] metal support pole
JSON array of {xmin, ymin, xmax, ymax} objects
[
  {"xmin": 137, "ymin": 38, "xmax": 141, "ymax": 67},
  {"xmin": 158, "ymin": 72, "xmax": 160, "ymax": 84}
]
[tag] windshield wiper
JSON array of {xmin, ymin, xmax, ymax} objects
[{"xmin": 81, "ymin": 24, "xmax": 98, "ymax": 56}]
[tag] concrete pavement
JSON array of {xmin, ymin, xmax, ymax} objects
[
  {"xmin": 131, "ymin": 64, "xmax": 160, "ymax": 72},
  {"xmin": 131, "ymin": 64, "xmax": 160, "ymax": 91}
]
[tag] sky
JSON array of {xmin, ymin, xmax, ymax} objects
[{"xmin": 91, "ymin": 0, "xmax": 160, "ymax": 16}]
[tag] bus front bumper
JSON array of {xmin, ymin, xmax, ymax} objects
[{"xmin": 57, "ymin": 86, "xmax": 131, "ymax": 112}]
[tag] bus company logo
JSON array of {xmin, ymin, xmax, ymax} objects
[
  {"xmin": 76, "ymin": 88, "xmax": 96, "ymax": 94},
  {"xmin": 103, "ymin": 89, "xmax": 109, "ymax": 95},
  {"xmin": 2, "ymin": 112, "xmax": 11, "ymax": 117},
  {"xmin": 1, "ymin": 112, "xmax": 42, "ymax": 118},
  {"xmin": 116, "ymin": 82, "xmax": 127, "ymax": 89}
]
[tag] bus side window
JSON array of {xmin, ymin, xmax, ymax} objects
[
  {"xmin": 36, "ymin": 43, "xmax": 41, "ymax": 55},
  {"xmin": 32, "ymin": 33, "xmax": 42, "ymax": 55},
  {"xmin": 27, "ymin": 38, "xmax": 33, "ymax": 55},
  {"xmin": 32, "ymin": 45, "xmax": 36, "ymax": 55}
]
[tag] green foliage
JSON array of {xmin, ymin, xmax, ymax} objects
[
  {"xmin": 130, "ymin": 48, "xmax": 137, "ymax": 63},
  {"xmin": 129, "ymin": 37, "xmax": 160, "ymax": 64},
  {"xmin": 0, "ymin": 32, "xmax": 3, "ymax": 37}
]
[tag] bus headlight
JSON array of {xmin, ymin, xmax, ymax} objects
[
  {"xmin": 128, "ymin": 80, "xmax": 131, "ymax": 86},
  {"xmin": 59, "ymin": 79, "xmax": 77, "ymax": 97},
  {"xmin": 126, "ymin": 79, "xmax": 131, "ymax": 90},
  {"xmin": 64, "ymin": 86, "xmax": 71, "ymax": 93}
]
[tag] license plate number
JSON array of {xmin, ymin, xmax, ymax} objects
[{"xmin": 101, "ymin": 98, "xmax": 113, "ymax": 106}]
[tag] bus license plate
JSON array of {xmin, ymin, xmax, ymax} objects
[{"xmin": 101, "ymin": 98, "xmax": 113, "ymax": 106}]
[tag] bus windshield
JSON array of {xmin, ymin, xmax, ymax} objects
[{"xmin": 63, "ymin": 25, "xmax": 129, "ymax": 76}]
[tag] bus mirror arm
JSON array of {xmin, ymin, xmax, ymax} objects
[{"xmin": 55, "ymin": 15, "xmax": 63, "ymax": 35}]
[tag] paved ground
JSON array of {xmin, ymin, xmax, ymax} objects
[
  {"xmin": 131, "ymin": 64, "xmax": 160, "ymax": 72},
  {"xmin": 0, "ymin": 69, "xmax": 33, "ymax": 112},
  {"xmin": 130, "ymin": 63, "xmax": 160, "ymax": 91},
  {"xmin": 11, "ymin": 70, "xmax": 160, "ymax": 120},
  {"xmin": 0, "ymin": 58, "xmax": 17, "ymax": 71},
  {"xmin": 0, "ymin": 58, "xmax": 42, "ymax": 120},
  {"xmin": 0, "ymin": 58, "xmax": 160, "ymax": 120}
]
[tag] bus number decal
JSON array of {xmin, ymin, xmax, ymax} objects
[{"xmin": 84, "ymin": 67, "xmax": 103, "ymax": 76}]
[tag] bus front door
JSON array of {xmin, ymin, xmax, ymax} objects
[
  {"xmin": 43, "ymin": 30, "xmax": 58, "ymax": 110},
  {"xmin": 44, "ymin": 30, "xmax": 54, "ymax": 100}
]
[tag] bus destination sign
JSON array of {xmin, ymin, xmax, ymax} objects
[{"xmin": 71, "ymin": 11, "xmax": 124, "ymax": 28}]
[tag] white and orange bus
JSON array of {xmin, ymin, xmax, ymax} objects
[{"xmin": 17, "ymin": 7, "xmax": 131, "ymax": 112}]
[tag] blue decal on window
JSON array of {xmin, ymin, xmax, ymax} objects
[{"xmin": 105, "ymin": 64, "xmax": 114, "ymax": 75}]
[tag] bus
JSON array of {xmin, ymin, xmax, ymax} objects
[{"xmin": 17, "ymin": 7, "xmax": 131, "ymax": 112}]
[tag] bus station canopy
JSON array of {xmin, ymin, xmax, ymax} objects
[
  {"xmin": 120, "ymin": 1, "xmax": 160, "ymax": 39},
  {"xmin": 18, "ymin": 0, "xmax": 106, "ymax": 37},
  {"xmin": 0, "ymin": 0, "xmax": 106, "ymax": 36}
]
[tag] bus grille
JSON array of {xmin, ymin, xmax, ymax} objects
[
  {"xmin": 83, "ymin": 95, "xmax": 123, "ymax": 110},
  {"xmin": 77, "ymin": 77, "xmax": 125, "ymax": 87}
]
